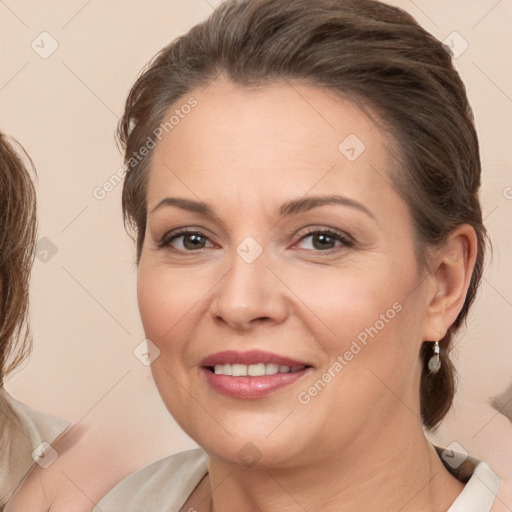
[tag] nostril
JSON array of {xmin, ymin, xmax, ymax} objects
[{"xmin": 253, "ymin": 316, "xmax": 272, "ymax": 323}]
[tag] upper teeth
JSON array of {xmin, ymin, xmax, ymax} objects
[{"xmin": 213, "ymin": 363, "xmax": 305, "ymax": 376}]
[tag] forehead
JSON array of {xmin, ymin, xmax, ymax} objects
[{"xmin": 147, "ymin": 79, "xmax": 398, "ymax": 211}]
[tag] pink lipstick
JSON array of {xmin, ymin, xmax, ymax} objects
[{"xmin": 200, "ymin": 350, "xmax": 312, "ymax": 399}]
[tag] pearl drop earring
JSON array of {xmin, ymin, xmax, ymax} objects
[{"xmin": 428, "ymin": 340, "xmax": 441, "ymax": 373}]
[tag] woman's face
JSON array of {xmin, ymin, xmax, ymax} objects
[{"xmin": 138, "ymin": 79, "xmax": 436, "ymax": 468}]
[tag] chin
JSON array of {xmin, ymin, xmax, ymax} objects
[
  {"xmin": 203, "ymin": 435, "xmax": 308, "ymax": 470},
  {"xmin": 177, "ymin": 409, "xmax": 320, "ymax": 468}
]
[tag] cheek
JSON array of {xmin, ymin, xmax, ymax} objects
[
  {"xmin": 289, "ymin": 256, "xmax": 424, "ymax": 394},
  {"xmin": 288, "ymin": 262, "xmax": 410, "ymax": 341},
  {"xmin": 292, "ymin": 273, "xmax": 421, "ymax": 434},
  {"xmin": 137, "ymin": 269, "xmax": 173, "ymax": 342},
  {"xmin": 137, "ymin": 263, "xmax": 209, "ymax": 341},
  {"xmin": 136, "ymin": 261, "xmax": 220, "ymax": 393},
  {"xmin": 136, "ymin": 264, "xmax": 204, "ymax": 416},
  {"xmin": 136, "ymin": 266, "xmax": 194, "ymax": 388}
]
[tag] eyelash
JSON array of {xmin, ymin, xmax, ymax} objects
[
  {"xmin": 157, "ymin": 227, "xmax": 354, "ymax": 254},
  {"xmin": 297, "ymin": 227, "xmax": 354, "ymax": 252},
  {"xmin": 157, "ymin": 228, "xmax": 214, "ymax": 251}
]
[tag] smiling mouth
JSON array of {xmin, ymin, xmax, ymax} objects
[
  {"xmin": 199, "ymin": 350, "xmax": 313, "ymax": 398},
  {"xmin": 207, "ymin": 363, "xmax": 308, "ymax": 376}
]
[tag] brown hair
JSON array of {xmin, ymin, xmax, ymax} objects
[
  {"xmin": 0, "ymin": 133, "xmax": 37, "ymax": 383},
  {"xmin": 118, "ymin": 0, "xmax": 486, "ymax": 430}
]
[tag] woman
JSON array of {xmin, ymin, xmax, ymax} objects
[
  {"xmin": 97, "ymin": 0, "xmax": 501, "ymax": 509},
  {"xmin": 0, "ymin": 133, "xmax": 69, "ymax": 508}
]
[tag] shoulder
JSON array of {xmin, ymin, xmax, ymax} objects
[
  {"xmin": 2, "ymin": 389, "xmax": 69, "ymax": 446},
  {"xmin": 95, "ymin": 448, "xmax": 209, "ymax": 512},
  {"xmin": 0, "ymin": 388, "xmax": 69, "ymax": 506}
]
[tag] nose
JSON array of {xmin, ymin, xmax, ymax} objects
[{"xmin": 209, "ymin": 249, "xmax": 289, "ymax": 331}]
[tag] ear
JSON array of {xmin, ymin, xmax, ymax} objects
[{"xmin": 422, "ymin": 224, "xmax": 478, "ymax": 341}]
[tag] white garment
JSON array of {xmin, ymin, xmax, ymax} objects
[
  {"xmin": 96, "ymin": 447, "xmax": 500, "ymax": 512},
  {"xmin": 0, "ymin": 388, "xmax": 69, "ymax": 507}
]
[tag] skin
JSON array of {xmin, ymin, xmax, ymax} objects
[{"xmin": 138, "ymin": 78, "xmax": 477, "ymax": 511}]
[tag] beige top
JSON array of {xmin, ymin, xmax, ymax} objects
[
  {"xmin": 96, "ymin": 446, "xmax": 500, "ymax": 511},
  {"xmin": 0, "ymin": 388, "xmax": 69, "ymax": 508}
]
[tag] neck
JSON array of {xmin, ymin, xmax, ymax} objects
[{"xmin": 197, "ymin": 420, "xmax": 463, "ymax": 512}]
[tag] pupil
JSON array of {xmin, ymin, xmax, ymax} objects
[
  {"xmin": 184, "ymin": 234, "xmax": 205, "ymax": 250},
  {"xmin": 313, "ymin": 234, "xmax": 334, "ymax": 250}
]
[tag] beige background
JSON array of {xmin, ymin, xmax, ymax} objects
[{"xmin": 1, "ymin": 0, "xmax": 511, "ymax": 496}]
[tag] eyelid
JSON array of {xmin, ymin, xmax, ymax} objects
[
  {"xmin": 157, "ymin": 227, "xmax": 216, "ymax": 250},
  {"xmin": 293, "ymin": 226, "xmax": 355, "ymax": 247}
]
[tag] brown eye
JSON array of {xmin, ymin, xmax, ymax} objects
[
  {"xmin": 159, "ymin": 230, "xmax": 214, "ymax": 251},
  {"xmin": 181, "ymin": 233, "xmax": 208, "ymax": 250},
  {"xmin": 297, "ymin": 229, "xmax": 352, "ymax": 251},
  {"xmin": 311, "ymin": 233, "xmax": 338, "ymax": 250}
]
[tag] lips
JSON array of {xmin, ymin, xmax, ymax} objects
[
  {"xmin": 199, "ymin": 350, "xmax": 312, "ymax": 399},
  {"xmin": 200, "ymin": 350, "xmax": 310, "ymax": 368}
]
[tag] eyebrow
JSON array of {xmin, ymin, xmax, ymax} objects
[
  {"xmin": 279, "ymin": 195, "xmax": 375, "ymax": 219},
  {"xmin": 151, "ymin": 197, "xmax": 219, "ymax": 218},
  {"xmin": 151, "ymin": 194, "xmax": 375, "ymax": 220}
]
